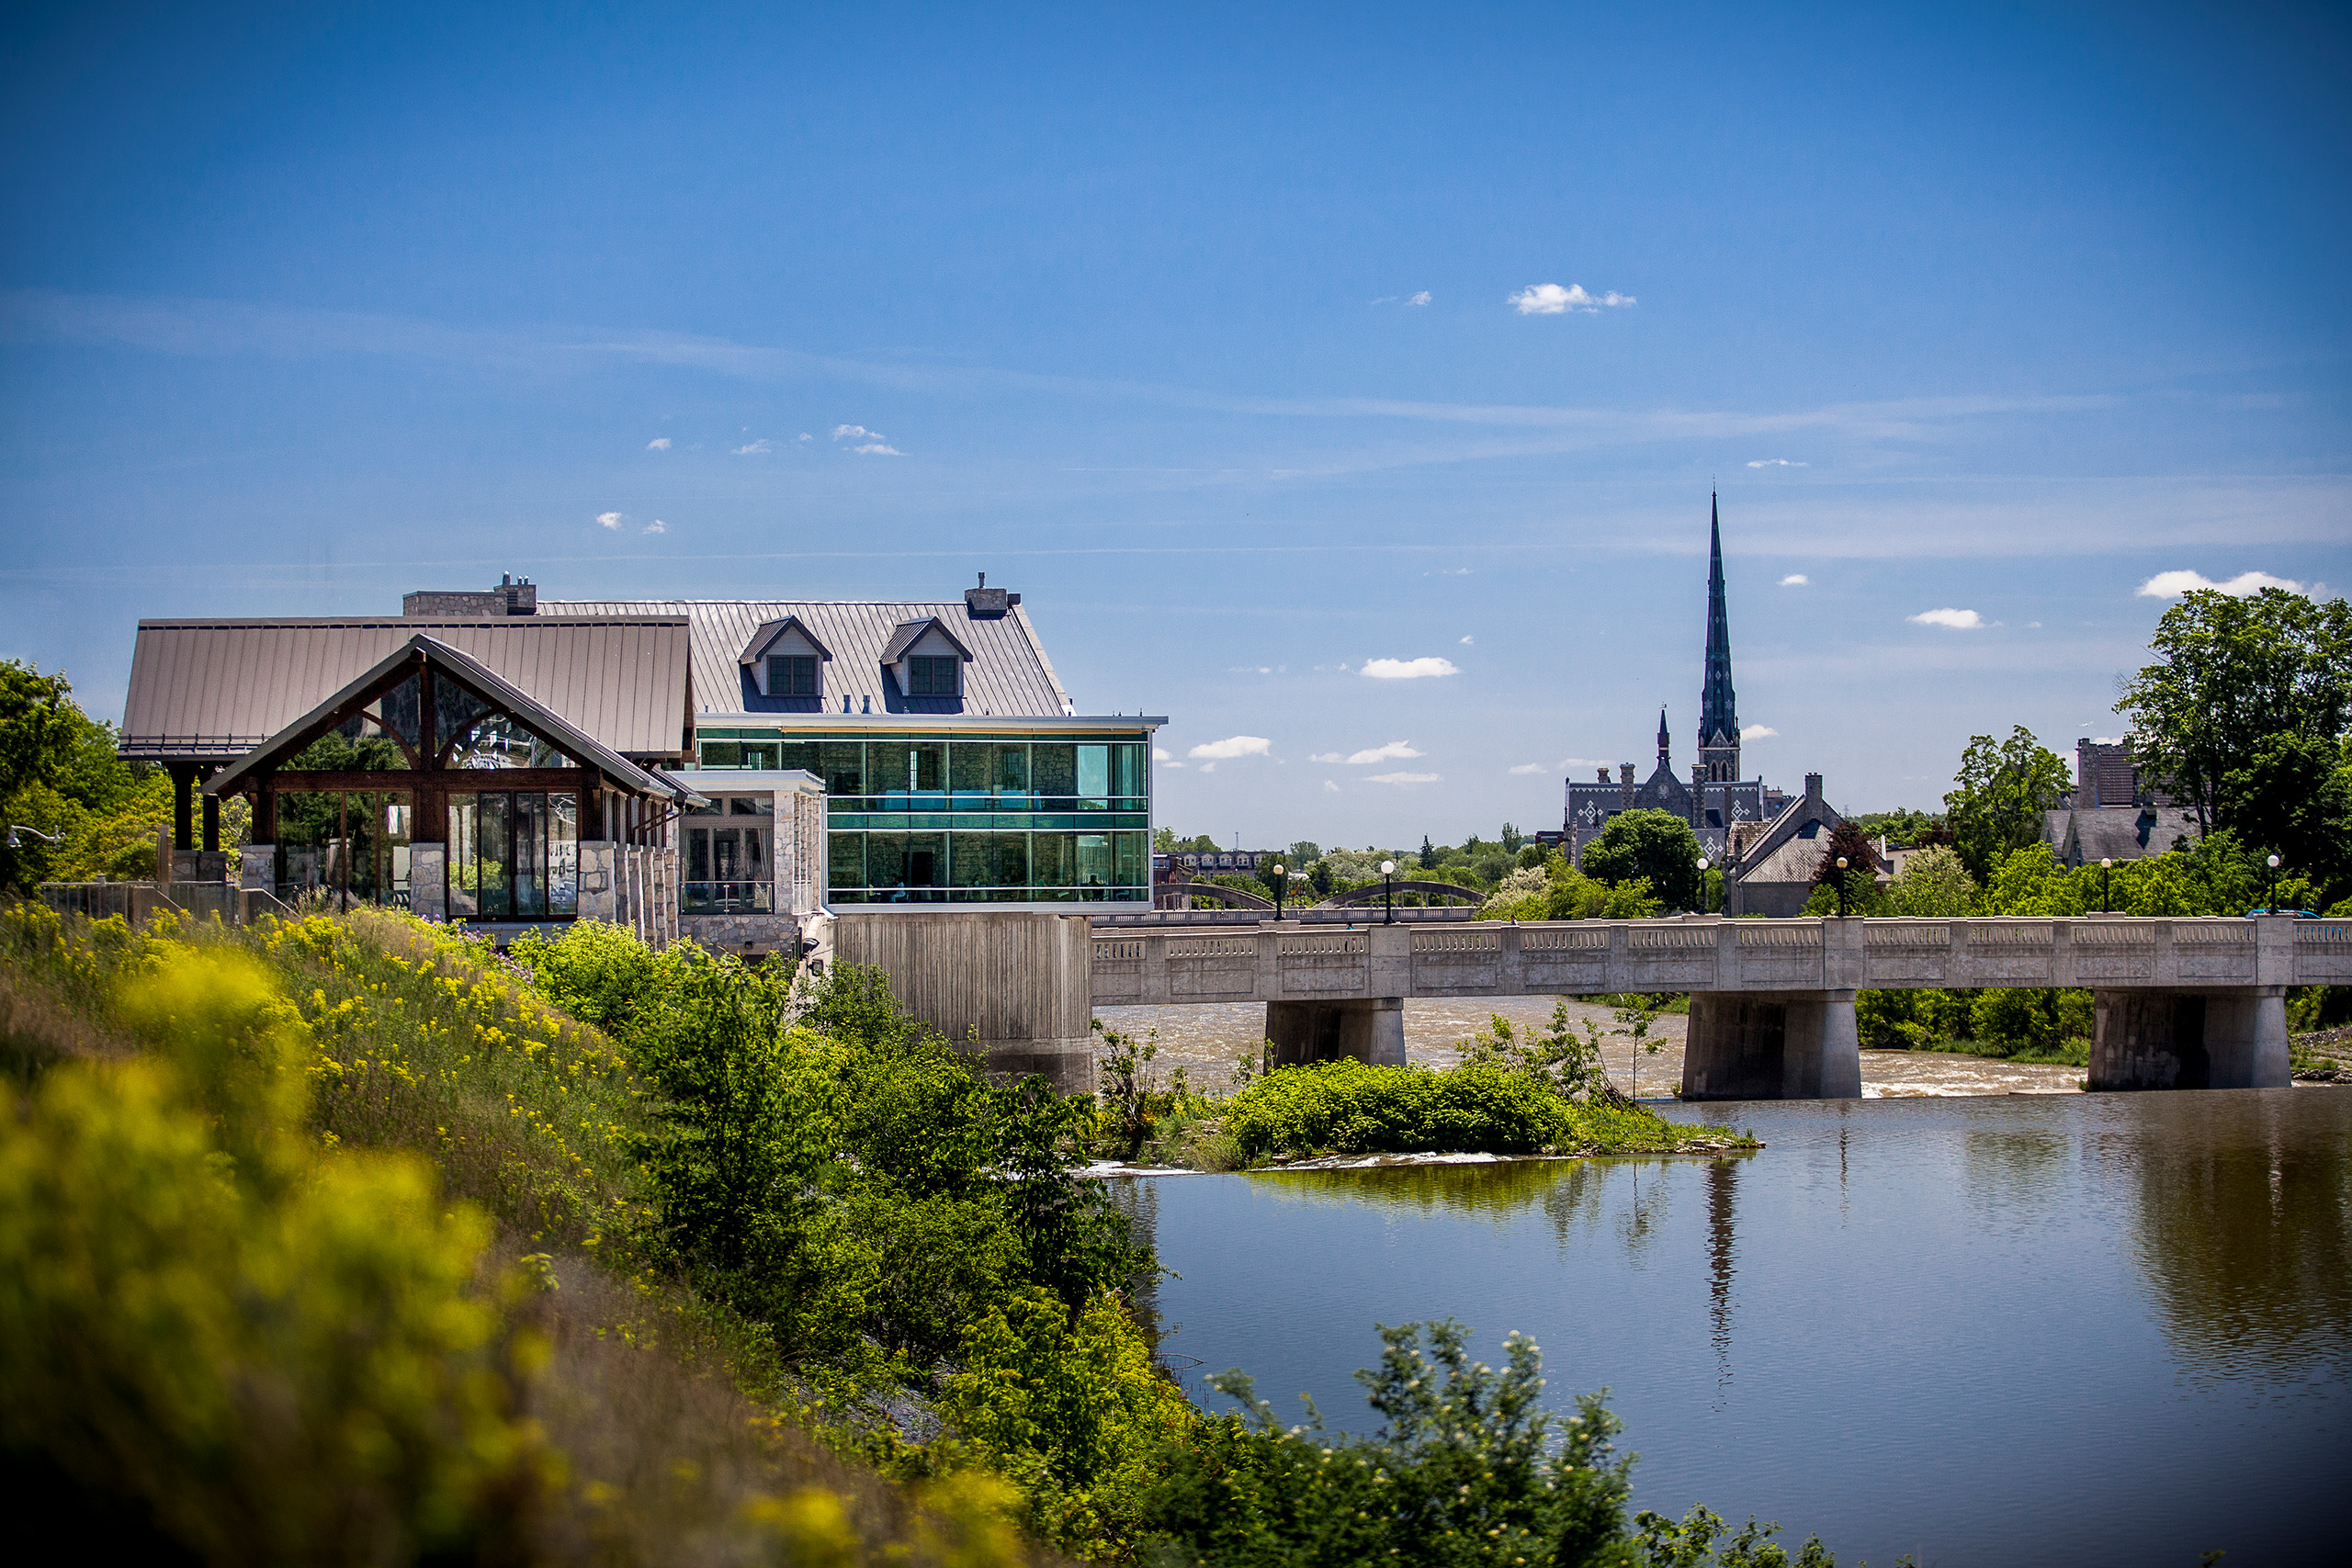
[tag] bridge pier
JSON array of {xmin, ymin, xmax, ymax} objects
[
  {"xmin": 2089, "ymin": 987, "xmax": 2288, "ymax": 1090},
  {"xmin": 1264, "ymin": 997, "xmax": 1407, "ymax": 1069},
  {"xmin": 1682, "ymin": 989, "xmax": 1862, "ymax": 1100}
]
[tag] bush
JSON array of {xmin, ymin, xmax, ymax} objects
[{"xmin": 1225, "ymin": 1060, "xmax": 1575, "ymax": 1157}]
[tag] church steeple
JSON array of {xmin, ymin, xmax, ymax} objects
[
  {"xmin": 1657, "ymin": 705, "xmax": 1671, "ymax": 769},
  {"xmin": 1698, "ymin": 492, "xmax": 1741, "ymax": 783}
]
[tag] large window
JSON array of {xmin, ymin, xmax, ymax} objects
[
  {"xmin": 277, "ymin": 789, "xmax": 412, "ymax": 908},
  {"xmin": 447, "ymin": 791, "xmax": 577, "ymax": 921},
  {"xmin": 908, "ymin": 656, "xmax": 959, "ymax": 696},
  {"xmin": 683, "ymin": 796, "xmax": 773, "ymax": 913},
  {"xmin": 766, "ymin": 655, "xmax": 818, "ymax": 696}
]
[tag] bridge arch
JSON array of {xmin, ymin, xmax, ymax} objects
[
  {"xmin": 1315, "ymin": 880, "xmax": 1484, "ymax": 908},
  {"xmin": 1156, "ymin": 880, "xmax": 1272, "ymax": 911}
]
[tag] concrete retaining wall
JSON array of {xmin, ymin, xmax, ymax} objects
[{"xmin": 834, "ymin": 911, "xmax": 1096, "ymax": 1092}]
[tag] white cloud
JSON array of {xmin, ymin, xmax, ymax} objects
[
  {"xmin": 1407, "ymin": 290, "xmax": 1430, "ymax": 306},
  {"xmin": 1367, "ymin": 772, "xmax": 1442, "ymax": 785},
  {"xmin": 1458, "ymin": 635, "xmax": 1474, "ymax": 645},
  {"xmin": 2135, "ymin": 569, "xmax": 2305, "ymax": 599},
  {"xmin": 1323, "ymin": 779, "xmax": 1340, "ymax": 792},
  {"xmin": 1507, "ymin": 761, "xmax": 1550, "ymax": 774},
  {"xmin": 731, "ymin": 439, "xmax": 772, "ymax": 455},
  {"xmin": 1780, "ymin": 573, "xmax": 1809, "ymax": 586},
  {"xmin": 1508, "ymin": 283, "xmax": 1635, "ymax": 315},
  {"xmin": 1188, "ymin": 735, "xmax": 1272, "ymax": 761},
  {"xmin": 1360, "ymin": 656, "xmax": 1460, "ymax": 680},
  {"xmin": 797, "ymin": 432, "xmax": 812, "ymax": 442},
  {"xmin": 1908, "ymin": 607, "xmax": 1984, "ymax": 629},
  {"xmin": 854, "ymin": 442, "xmax": 903, "ymax": 456},
  {"xmin": 1152, "ymin": 747, "xmax": 1173, "ymax": 761},
  {"xmin": 1741, "ymin": 725, "xmax": 1777, "ymax": 740},
  {"xmin": 596, "ymin": 512, "xmax": 624, "ymax": 530},
  {"xmin": 1340, "ymin": 740, "xmax": 1423, "ymax": 764},
  {"xmin": 1747, "ymin": 457, "xmax": 1807, "ymax": 468},
  {"xmin": 831, "ymin": 423, "xmax": 883, "ymax": 441},
  {"xmin": 646, "ymin": 436, "xmax": 672, "ymax": 450},
  {"xmin": 642, "ymin": 519, "xmax": 666, "ymax": 535}
]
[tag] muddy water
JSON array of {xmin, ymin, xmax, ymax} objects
[{"xmin": 1094, "ymin": 996, "xmax": 2084, "ymax": 1098}]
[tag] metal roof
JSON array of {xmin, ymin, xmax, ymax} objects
[
  {"xmin": 121, "ymin": 616, "xmax": 693, "ymax": 761},
  {"xmin": 538, "ymin": 599, "xmax": 1073, "ymax": 718},
  {"xmin": 203, "ymin": 635, "xmax": 686, "ymax": 802}
]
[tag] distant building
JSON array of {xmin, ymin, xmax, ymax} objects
[
  {"xmin": 1563, "ymin": 495, "xmax": 1792, "ymax": 865},
  {"xmin": 1722, "ymin": 773, "xmax": 1848, "ymax": 917},
  {"xmin": 2041, "ymin": 737, "xmax": 2199, "ymax": 868}
]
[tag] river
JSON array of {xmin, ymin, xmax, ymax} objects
[{"xmin": 1112, "ymin": 1087, "xmax": 2352, "ymax": 1567}]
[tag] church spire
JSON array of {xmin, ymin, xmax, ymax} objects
[
  {"xmin": 1698, "ymin": 491, "xmax": 1741, "ymax": 782},
  {"xmin": 1657, "ymin": 705, "xmax": 1671, "ymax": 768}
]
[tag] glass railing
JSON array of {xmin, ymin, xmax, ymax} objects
[{"xmin": 681, "ymin": 881, "xmax": 775, "ymax": 915}]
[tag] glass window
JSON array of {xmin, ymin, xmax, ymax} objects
[
  {"xmin": 1113, "ymin": 743, "xmax": 1148, "ymax": 802},
  {"xmin": 908, "ymin": 656, "xmax": 958, "ymax": 696},
  {"xmin": 1032, "ymin": 831, "xmax": 1071, "ymax": 886},
  {"xmin": 700, "ymin": 739, "xmax": 744, "ymax": 768},
  {"xmin": 828, "ymin": 831, "xmax": 865, "ymax": 889},
  {"xmin": 1077, "ymin": 745, "xmax": 1110, "ymax": 807},
  {"xmin": 883, "ymin": 743, "xmax": 945, "ymax": 797},
  {"xmin": 776, "ymin": 740, "xmax": 820, "ymax": 777},
  {"xmin": 767, "ymin": 654, "xmax": 819, "ymax": 695},
  {"xmin": 1076, "ymin": 833, "xmax": 1112, "ymax": 891},
  {"xmin": 447, "ymin": 796, "xmax": 480, "ymax": 918},
  {"xmin": 819, "ymin": 741, "xmax": 865, "ymax": 796},
  {"xmin": 513, "ymin": 793, "xmax": 548, "ymax": 920},
  {"xmin": 950, "ymin": 741, "xmax": 991, "ymax": 793},
  {"xmin": 728, "ymin": 795, "xmax": 772, "ymax": 815},
  {"xmin": 1034, "ymin": 744, "xmax": 1076, "ymax": 800},
  {"xmin": 1114, "ymin": 830, "xmax": 1146, "ymax": 890}
]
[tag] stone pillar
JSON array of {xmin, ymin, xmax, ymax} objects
[
  {"xmin": 577, "ymin": 840, "xmax": 617, "ymax": 922},
  {"xmin": 2094, "ymin": 988, "xmax": 2288, "ymax": 1090},
  {"xmin": 1265, "ymin": 997, "xmax": 1407, "ymax": 1069},
  {"xmin": 241, "ymin": 845, "xmax": 277, "ymax": 892},
  {"xmin": 1683, "ymin": 989, "xmax": 1860, "ymax": 1100},
  {"xmin": 410, "ymin": 845, "xmax": 447, "ymax": 922}
]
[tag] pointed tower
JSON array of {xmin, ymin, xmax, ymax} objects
[
  {"xmin": 1657, "ymin": 705, "xmax": 1672, "ymax": 771},
  {"xmin": 1698, "ymin": 492, "xmax": 1741, "ymax": 783}
]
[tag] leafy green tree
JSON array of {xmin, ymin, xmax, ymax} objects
[
  {"xmin": 1579, "ymin": 809, "xmax": 1704, "ymax": 911},
  {"xmin": 2214, "ymin": 730, "xmax": 2352, "ymax": 903},
  {"xmin": 1500, "ymin": 821, "xmax": 1523, "ymax": 853},
  {"xmin": 2119, "ymin": 585, "xmax": 2352, "ymax": 833},
  {"xmin": 1847, "ymin": 807, "xmax": 1946, "ymax": 846},
  {"xmin": 1, "ymin": 661, "xmax": 158, "ymax": 891},
  {"xmin": 1418, "ymin": 834, "xmax": 1437, "ymax": 869},
  {"xmin": 1944, "ymin": 726, "xmax": 2070, "ymax": 883},
  {"xmin": 1888, "ymin": 845, "xmax": 1976, "ymax": 917},
  {"xmin": 1288, "ymin": 840, "xmax": 1321, "ymax": 866}
]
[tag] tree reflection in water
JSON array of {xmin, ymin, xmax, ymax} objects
[{"xmin": 2122, "ymin": 1091, "xmax": 2352, "ymax": 1386}]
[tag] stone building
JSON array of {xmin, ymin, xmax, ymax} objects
[
  {"xmin": 2041, "ymin": 736, "xmax": 2200, "ymax": 869},
  {"xmin": 1564, "ymin": 495, "xmax": 1790, "ymax": 864}
]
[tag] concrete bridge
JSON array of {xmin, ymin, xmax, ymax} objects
[{"xmin": 1090, "ymin": 915, "xmax": 2352, "ymax": 1099}]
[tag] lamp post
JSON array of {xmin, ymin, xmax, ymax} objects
[
  {"xmin": 6, "ymin": 824, "xmax": 62, "ymax": 852},
  {"xmin": 1835, "ymin": 855, "xmax": 1849, "ymax": 919},
  {"xmin": 1272, "ymin": 862, "xmax": 1286, "ymax": 921},
  {"xmin": 2099, "ymin": 857, "xmax": 2112, "ymax": 914},
  {"xmin": 2266, "ymin": 852, "xmax": 2282, "ymax": 912},
  {"xmin": 1696, "ymin": 856, "xmax": 1710, "ymax": 914},
  {"xmin": 1380, "ymin": 859, "xmax": 1396, "ymax": 925}
]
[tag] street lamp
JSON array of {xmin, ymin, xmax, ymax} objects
[
  {"xmin": 6, "ymin": 824, "xmax": 62, "ymax": 851},
  {"xmin": 2266, "ymin": 852, "xmax": 2282, "ymax": 912},
  {"xmin": 1835, "ymin": 855, "xmax": 1849, "ymax": 919},
  {"xmin": 2099, "ymin": 857, "xmax": 2112, "ymax": 914},
  {"xmin": 1380, "ymin": 859, "xmax": 1396, "ymax": 925},
  {"xmin": 1696, "ymin": 856, "xmax": 1710, "ymax": 914},
  {"xmin": 1272, "ymin": 862, "xmax": 1286, "ymax": 921}
]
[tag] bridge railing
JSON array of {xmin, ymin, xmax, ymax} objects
[{"xmin": 1090, "ymin": 915, "xmax": 2349, "ymax": 1004}]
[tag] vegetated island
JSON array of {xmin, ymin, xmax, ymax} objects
[
  {"xmin": 1089, "ymin": 1002, "xmax": 1758, "ymax": 1173},
  {"xmin": 3, "ymin": 903, "xmax": 1830, "ymax": 1567}
]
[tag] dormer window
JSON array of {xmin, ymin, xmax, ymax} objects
[
  {"xmin": 766, "ymin": 655, "xmax": 819, "ymax": 697},
  {"xmin": 908, "ymin": 656, "xmax": 959, "ymax": 697}
]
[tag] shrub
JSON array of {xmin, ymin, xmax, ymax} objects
[{"xmin": 1225, "ymin": 1060, "xmax": 1576, "ymax": 1156}]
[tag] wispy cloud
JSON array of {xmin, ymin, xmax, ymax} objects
[
  {"xmin": 1508, "ymin": 283, "xmax": 1635, "ymax": 315},
  {"xmin": 1407, "ymin": 290, "xmax": 1430, "ymax": 307},
  {"xmin": 642, "ymin": 520, "xmax": 667, "ymax": 535},
  {"xmin": 596, "ymin": 512, "xmax": 624, "ymax": 530},
  {"xmin": 1511, "ymin": 755, "xmax": 1611, "ymax": 775},
  {"xmin": 1780, "ymin": 574, "xmax": 1809, "ymax": 586},
  {"xmin": 831, "ymin": 423, "xmax": 883, "ymax": 441},
  {"xmin": 1361, "ymin": 656, "xmax": 1460, "ymax": 680},
  {"xmin": 731, "ymin": 439, "xmax": 773, "ymax": 455},
  {"xmin": 1908, "ymin": 607, "xmax": 1984, "ymax": 629},
  {"xmin": 1741, "ymin": 725, "xmax": 1777, "ymax": 739},
  {"xmin": 1747, "ymin": 457, "xmax": 1806, "ymax": 468},
  {"xmin": 854, "ymin": 443, "xmax": 902, "ymax": 456},
  {"xmin": 1458, "ymin": 635, "xmax": 1474, "ymax": 645},
  {"xmin": 1189, "ymin": 735, "xmax": 1272, "ymax": 761},
  {"xmin": 1323, "ymin": 780, "xmax": 1340, "ymax": 793},
  {"xmin": 1367, "ymin": 772, "xmax": 1442, "ymax": 785},
  {"xmin": 646, "ymin": 436, "xmax": 672, "ymax": 450},
  {"xmin": 2136, "ymin": 569, "xmax": 2305, "ymax": 598},
  {"xmin": 1310, "ymin": 740, "xmax": 1424, "ymax": 765},
  {"xmin": 1507, "ymin": 761, "xmax": 1551, "ymax": 775},
  {"xmin": 797, "ymin": 432, "xmax": 812, "ymax": 442},
  {"xmin": 830, "ymin": 424, "xmax": 903, "ymax": 455},
  {"xmin": 1152, "ymin": 747, "xmax": 1173, "ymax": 761}
]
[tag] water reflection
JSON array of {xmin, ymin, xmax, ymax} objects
[
  {"xmin": 2120, "ymin": 1092, "xmax": 2352, "ymax": 1387},
  {"xmin": 1705, "ymin": 1156, "xmax": 1736, "ymax": 1397}
]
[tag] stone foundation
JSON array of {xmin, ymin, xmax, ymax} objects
[{"xmin": 1682, "ymin": 989, "xmax": 1861, "ymax": 1100}]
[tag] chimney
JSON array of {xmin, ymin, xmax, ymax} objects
[
  {"xmin": 500, "ymin": 573, "xmax": 537, "ymax": 615},
  {"xmin": 963, "ymin": 571, "xmax": 1017, "ymax": 620},
  {"xmin": 403, "ymin": 573, "xmax": 537, "ymax": 618},
  {"xmin": 1596, "ymin": 767, "xmax": 1610, "ymax": 784},
  {"xmin": 1691, "ymin": 763, "xmax": 1707, "ymax": 828},
  {"xmin": 1619, "ymin": 761, "xmax": 1636, "ymax": 809},
  {"xmin": 1804, "ymin": 772, "xmax": 1825, "ymax": 808}
]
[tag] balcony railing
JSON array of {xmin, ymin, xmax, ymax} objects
[{"xmin": 682, "ymin": 880, "xmax": 775, "ymax": 915}]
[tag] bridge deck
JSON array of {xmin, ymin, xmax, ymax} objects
[{"xmin": 1090, "ymin": 915, "xmax": 2348, "ymax": 1005}]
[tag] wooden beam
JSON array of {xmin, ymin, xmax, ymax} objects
[{"xmin": 266, "ymin": 767, "xmax": 593, "ymax": 792}]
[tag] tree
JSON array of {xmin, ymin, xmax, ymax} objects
[
  {"xmin": 0, "ymin": 660, "xmax": 80, "ymax": 802},
  {"xmin": 1418, "ymin": 834, "xmax": 1436, "ymax": 869},
  {"xmin": 1889, "ymin": 844, "xmax": 1977, "ymax": 917},
  {"xmin": 1287, "ymin": 840, "xmax": 1321, "ymax": 866},
  {"xmin": 2119, "ymin": 585, "xmax": 2352, "ymax": 832},
  {"xmin": 2214, "ymin": 730, "xmax": 2352, "ymax": 904},
  {"xmin": 1499, "ymin": 821, "xmax": 1523, "ymax": 853},
  {"xmin": 1944, "ymin": 726, "xmax": 2070, "ymax": 884},
  {"xmin": 1578, "ymin": 809, "xmax": 1704, "ymax": 911},
  {"xmin": 1847, "ymin": 807, "xmax": 1946, "ymax": 847}
]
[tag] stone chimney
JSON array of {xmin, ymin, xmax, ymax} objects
[
  {"xmin": 1804, "ymin": 772, "xmax": 1825, "ymax": 809},
  {"xmin": 1691, "ymin": 764, "xmax": 1708, "ymax": 829},
  {"xmin": 1618, "ymin": 761, "xmax": 1636, "ymax": 809},
  {"xmin": 1595, "ymin": 767, "xmax": 1610, "ymax": 784},
  {"xmin": 404, "ymin": 572, "xmax": 537, "ymax": 618},
  {"xmin": 963, "ymin": 571, "xmax": 1019, "ymax": 620}
]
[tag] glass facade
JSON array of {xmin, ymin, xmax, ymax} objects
[
  {"xmin": 277, "ymin": 789, "xmax": 413, "ymax": 908},
  {"xmin": 682, "ymin": 795, "xmax": 774, "ymax": 913},
  {"xmin": 447, "ymin": 791, "xmax": 578, "ymax": 920},
  {"xmin": 697, "ymin": 731, "xmax": 1150, "ymax": 904}
]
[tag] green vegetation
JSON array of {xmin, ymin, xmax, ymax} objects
[
  {"xmin": 2, "ymin": 903, "xmax": 1821, "ymax": 1565},
  {"xmin": 1943, "ymin": 726, "xmax": 2072, "ymax": 884},
  {"xmin": 1578, "ymin": 809, "xmax": 1706, "ymax": 912}
]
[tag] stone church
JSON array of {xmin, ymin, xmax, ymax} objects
[{"xmin": 1564, "ymin": 495, "xmax": 1792, "ymax": 865}]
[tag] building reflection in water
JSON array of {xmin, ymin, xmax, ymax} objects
[{"xmin": 1705, "ymin": 1156, "xmax": 1738, "ymax": 1400}]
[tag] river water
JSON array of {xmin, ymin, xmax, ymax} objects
[{"xmin": 1114, "ymin": 1088, "xmax": 2352, "ymax": 1567}]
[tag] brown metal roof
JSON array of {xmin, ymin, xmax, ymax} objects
[
  {"xmin": 122, "ymin": 616, "xmax": 693, "ymax": 761},
  {"xmin": 537, "ymin": 600, "xmax": 1073, "ymax": 717}
]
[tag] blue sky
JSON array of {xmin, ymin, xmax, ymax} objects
[{"xmin": 4, "ymin": 1, "xmax": 2346, "ymax": 846}]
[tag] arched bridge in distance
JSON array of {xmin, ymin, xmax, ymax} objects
[{"xmin": 1088, "ymin": 915, "xmax": 2351, "ymax": 1100}]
